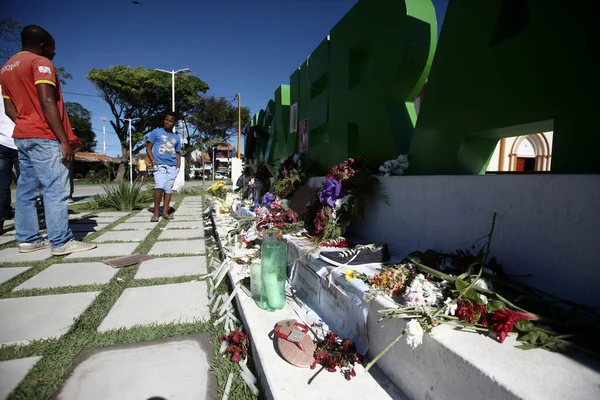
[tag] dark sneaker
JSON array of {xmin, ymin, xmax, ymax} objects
[
  {"xmin": 319, "ymin": 244, "xmax": 390, "ymax": 268},
  {"xmin": 19, "ymin": 239, "xmax": 51, "ymax": 253},
  {"xmin": 51, "ymin": 240, "xmax": 97, "ymax": 256}
]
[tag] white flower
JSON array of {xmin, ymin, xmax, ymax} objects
[
  {"xmin": 473, "ymin": 279, "xmax": 490, "ymax": 290},
  {"xmin": 443, "ymin": 297, "xmax": 457, "ymax": 316},
  {"xmin": 403, "ymin": 274, "xmax": 443, "ymax": 306},
  {"xmin": 378, "ymin": 154, "xmax": 409, "ymax": 176},
  {"xmin": 405, "ymin": 319, "xmax": 424, "ymax": 349},
  {"xmin": 479, "ymin": 294, "xmax": 488, "ymax": 305}
]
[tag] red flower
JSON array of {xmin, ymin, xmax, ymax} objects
[
  {"xmin": 456, "ymin": 300, "xmax": 489, "ymax": 326},
  {"xmin": 491, "ymin": 309, "xmax": 537, "ymax": 343},
  {"xmin": 231, "ymin": 352, "xmax": 241, "ymax": 363}
]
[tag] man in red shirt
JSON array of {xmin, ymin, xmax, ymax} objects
[{"xmin": 0, "ymin": 25, "xmax": 95, "ymax": 255}]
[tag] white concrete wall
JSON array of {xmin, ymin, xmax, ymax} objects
[{"xmin": 350, "ymin": 175, "xmax": 600, "ymax": 310}]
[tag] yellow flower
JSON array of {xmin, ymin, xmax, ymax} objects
[{"xmin": 345, "ymin": 269, "xmax": 358, "ymax": 281}]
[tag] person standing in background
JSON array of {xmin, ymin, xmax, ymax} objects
[
  {"xmin": 0, "ymin": 25, "xmax": 96, "ymax": 255},
  {"xmin": 0, "ymin": 84, "xmax": 18, "ymax": 235},
  {"xmin": 138, "ymin": 155, "xmax": 148, "ymax": 185}
]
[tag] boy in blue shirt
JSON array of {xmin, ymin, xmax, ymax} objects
[{"xmin": 146, "ymin": 112, "xmax": 181, "ymax": 222}]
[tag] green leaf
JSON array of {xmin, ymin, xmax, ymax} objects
[
  {"xmin": 517, "ymin": 343, "xmax": 539, "ymax": 350},
  {"xmin": 457, "ymin": 272, "xmax": 471, "ymax": 281},
  {"xmin": 464, "ymin": 288, "xmax": 481, "ymax": 302},
  {"xmin": 487, "ymin": 300, "xmax": 506, "ymax": 312},
  {"xmin": 514, "ymin": 320, "xmax": 536, "ymax": 332},
  {"xmin": 455, "ymin": 279, "xmax": 469, "ymax": 291}
]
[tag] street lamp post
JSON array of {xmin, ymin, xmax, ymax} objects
[
  {"xmin": 154, "ymin": 68, "xmax": 191, "ymax": 113},
  {"xmin": 120, "ymin": 117, "xmax": 140, "ymax": 185},
  {"xmin": 155, "ymin": 68, "xmax": 191, "ymax": 190},
  {"xmin": 100, "ymin": 117, "xmax": 107, "ymax": 155}
]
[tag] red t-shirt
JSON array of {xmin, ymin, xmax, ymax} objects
[{"xmin": 0, "ymin": 51, "xmax": 79, "ymax": 145}]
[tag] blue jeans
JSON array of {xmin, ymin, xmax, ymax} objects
[
  {"xmin": 14, "ymin": 138, "xmax": 73, "ymax": 247},
  {"xmin": 0, "ymin": 144, "xmax": 19, "ymax": 221}
]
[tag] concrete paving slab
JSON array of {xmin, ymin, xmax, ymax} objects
[
  {"xmin": 75, "ymin": 217, "xmax": 119, "ymax": 224},
  {"xmin": 70, "ymin": 224, "xmax": 108, "ymax": 232},
  {"xmin": 0, "ymin": 267, "xmax": 30, "ymax": 285},
  {"xmin": 0, "ymin": 292, "xmax": 100, "ymax": 346},
  {"xmin": 0, "ymin": 356, "xmax": 42, "ymax": 400},
  {"xmin": 0, "ymin": 236, "xmax": 15, "ymax": 245},
  {"xmin": 148, "ymin": 240, "xmax": 205, "ymax": 256},
  {"xmin": 135, "ymin": 256, "xmax": 207, "ymax": 279},
  {"xmin": 124, "ymin": 216, "xmax": 155, "ymax": 223},
  {"xmin": 97, "ymin": 281, "xmax": 209, "ymax": 331},
  {"xmin": 0, "ymin": 248, "xmax": 52, "ymax": 263},
  {"xmin": 93, "ymin": 230, "xmax": 149, "ymax": 243},
  {"xmin": 171, "ymin": 215, "xmax": 204, "ymax": 222},
  {"xmin": 65, "ymin": 243, "xmax": 138, "ymax": 260},
  {"xmin": 15, "ymin": 263, "xmax": 117, "ymax": 290},
  {"xmin": 112, "ymin": 222, "xmax": 156, "ymax": 231},
  {"xmin": 94, "ymin": 212, "xmax": 131, "ymax": 217},
  {"xmin": 158, "ymin": 229, "xmax": 204, "ymax": 241},
  {"xmin": 72, "ymin": 231, "xmax": 94, "ymax": 241},
  {"xmin": 164, "ymin": 221, "xmax": 204, "ymax": 230},
  {"xmin": 68, "ymin": 213, "xmax": 90, "ymax": 220},
  {"xmin": 55, "ymin": 335, "xmax": 215, "ymax": 400}
]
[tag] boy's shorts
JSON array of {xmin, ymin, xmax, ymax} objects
[{"xmin": 153, "ymin": 165, "xmax": 179, "ymax": 193}]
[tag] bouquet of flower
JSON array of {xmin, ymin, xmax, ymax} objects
[
  {"xmin": 306, "ymin": 158, "xmax": 379, "ymax": 243},
  {"xmin": 311, "ymin": 332, "xmax": 362, "ymax": 381},
  {"xmin": 271, "ymin": 156, "xmax": 306, "ymax": 199},
  {"xmin": 254, "ymin": 161, "xmax": 272, "ymax": 183},
  {"xmin": 347, "ymin": 264, "xmax": 417, "ymax": 299},
  {"xmin": 220, "ymin": 329, "xmax": 250, "ymax": 363},
  {"xmin": 207, "ymin": 181, "xmax": 227, "ymax": 200},
  {"xmin": 379, "ymin": 154, "xmax": 409, "ymax": 176},
  {"xmin": 362, "ymin": 214, "xmax": 600, "ymax": 371},
  {"xmin": 255, "ymin": 192, "xmax": 303, "ymax": 233}
]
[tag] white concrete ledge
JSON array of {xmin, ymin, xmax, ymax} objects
[{"xmin": 284, "ymin": 232, "xmax": 600, "ymax": 400}]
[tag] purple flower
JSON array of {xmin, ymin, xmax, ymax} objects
[
  {"xmin": 261, "ymin": 192, "xmax": 276, "ymax": 207},
  {"xmin": 319, "ymin": 178, "xmax": 342, "ymax": 208}
]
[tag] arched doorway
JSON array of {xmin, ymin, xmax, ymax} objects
[{"xmin": 507, "ymin": 133, "xmax": 552, "ymax": 172}]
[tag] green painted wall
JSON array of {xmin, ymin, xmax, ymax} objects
[
  {"xmin": 255, "ymin": 109, "xmax": 267, "ymax": 161},
  {"xmin": 409, "ymin": 0, "xmax": 599, "ymax": 174},
  {"xmin": 288, "ymin": 68, "xmax": 300, "ymax": 157},
  {"xmin": 326, "ymin": 0, "xmax": 436, "ymax": 173},
  {"xmin": 270, "ymin": 85, "xmax": 291, "ymax": 164},
  {"xmin": 248, "ymin": 0, "xmax": 437, "ymax": 174}
]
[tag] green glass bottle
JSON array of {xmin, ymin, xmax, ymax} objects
[{"xmin": 259, "ymin": 233, "xmax": 287, "ymax": 312}]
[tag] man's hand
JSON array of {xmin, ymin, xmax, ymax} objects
[
  {"xmin": 152, "ymin": 159, "xmax": 159, "ymax": 168},
  {"xmin": 61, "ymin": 142, "xmax": 74, "ymax": 163}
]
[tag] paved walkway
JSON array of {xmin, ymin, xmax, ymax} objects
[{"xmin": 0, "ymin": 197, "xmax": 218, "ymax": 400}]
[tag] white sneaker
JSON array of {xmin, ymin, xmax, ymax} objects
[
  {"xmin": 19, "ymin": 239, "xmax": 51, "ymax": 253},
  {"xmin": 51, "ymin": 240, "xmax": 97, "ymax": 256}
]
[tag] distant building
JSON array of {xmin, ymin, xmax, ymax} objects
[{"xmin": 486, "ymin": 132, "xmax": 553, "ymax": 173}]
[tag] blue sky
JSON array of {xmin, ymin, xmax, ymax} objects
[{"xmin": 3, "ymin": 0, "xmax": 447, "ymax": 157}]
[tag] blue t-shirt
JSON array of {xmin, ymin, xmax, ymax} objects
[{"xmin": 147, "ymin": 129, "xmax": 181, "ymax": 166}]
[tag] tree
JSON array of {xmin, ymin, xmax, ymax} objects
[
  {"xmin": 184, "ymin": 96, "xmax": 249, "ymax": 181},
  {"xmin": 1, "ymin": 18, "xmax": 72, "ymax": 85},
  {"xmin": 0, "ymin": 18, "xmax": 20, "ymax": 62},
  {"xmin": 87, "ymin": 66, "xmax": 209, "ymax": 178},
  {"xmin": 188, "ymin": 96, "xmax": 250, "ymax": 144},
  {"xmin": 65, "ymin": 102, "xmax": 96, "ymax": 152}
]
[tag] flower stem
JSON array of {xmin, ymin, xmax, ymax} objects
[{"xmin": 365, "ymin": 330, "xmax": 406, "ymax": 372}]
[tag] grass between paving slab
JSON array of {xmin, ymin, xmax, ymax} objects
[{"xmin": 0, "ymin": 192, "xmax": 259, "ymax": 400}]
